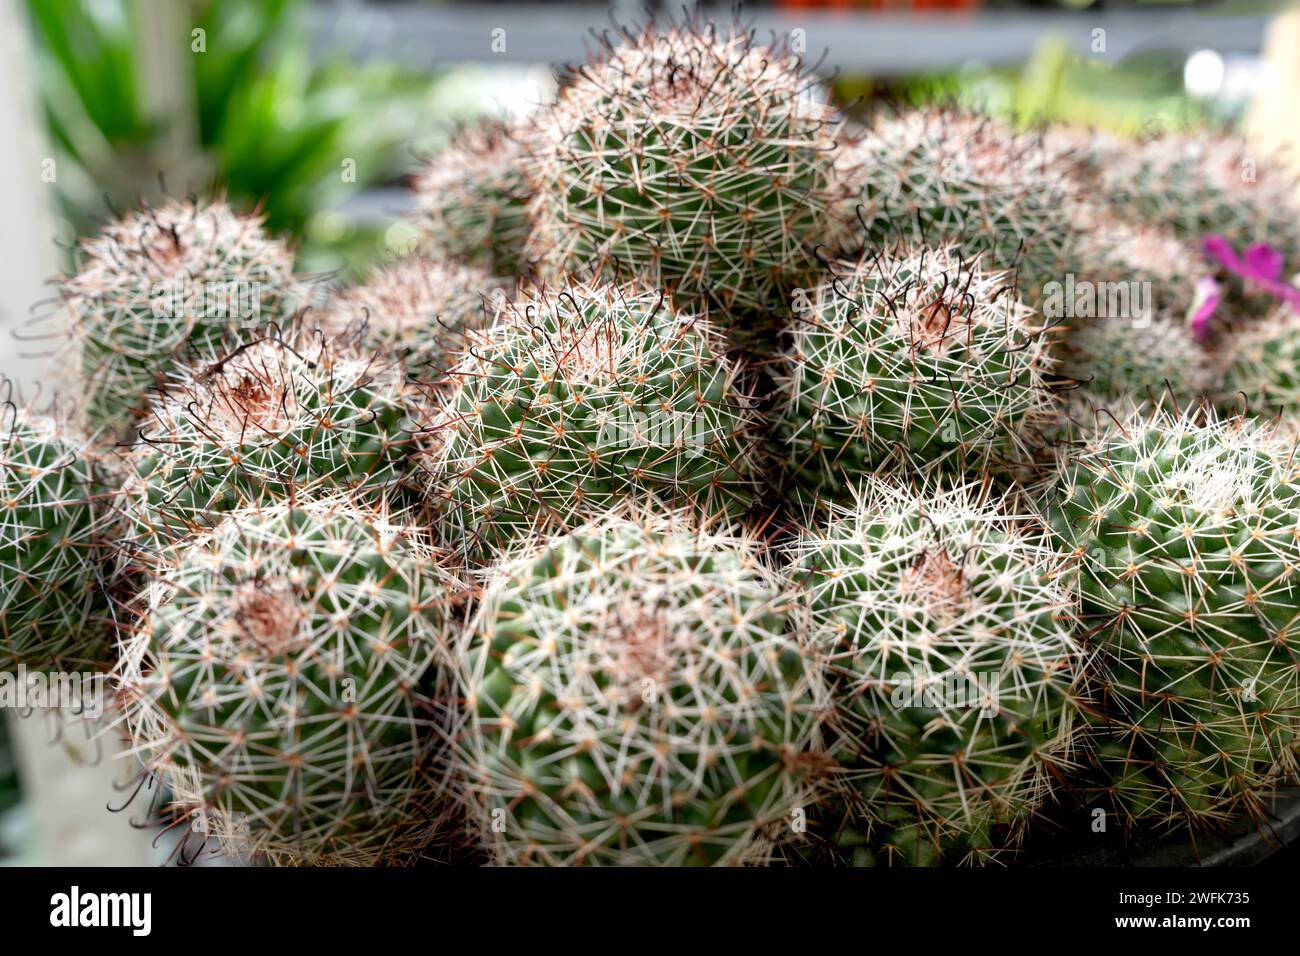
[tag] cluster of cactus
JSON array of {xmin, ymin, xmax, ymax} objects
[{"xmin": 6, "ymin": 16, "xmax": 1300, "ymax": 867}]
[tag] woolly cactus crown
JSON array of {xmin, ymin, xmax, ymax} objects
[
  {"xmin": 790, "ymin": 478, "xmax": 1083, "ymax": 864},
  {"xmin": 838, "ymin": 108, "xmax": 1076, "ymax": 303},
  {"xmin": 774, "ymin": 243, "xmax": 1053, "ymax": 501},
  {"xmin": 1051, "ymin": 407, "xmax": 1300, "ymax": 827},
  {"xmin": 413, "ymin": 119, "xmax": 532, "ymax": 276},
  {"xmin": 0, "ymin": 400, "xmax": 111, "ymax": 671},
  {"xmin": 124, "ymin": 331, "xmax": 415, "ymax": 553},
  {"xmin": 60, "ymin": 197, "xmax": 301, "ymax": 435},
  {"xmin": 456, "ymin": 507, "xmax": 828, "ymax": 866},
  {"xmin": 116, "ymin": 496, "xmax": 464, "ymax": 865},
  {"xmin": 526, "ymin": 20, "xmax": 847, "ymax": 317},
  {"xmin": 421, "ymin": 279, "xmax": 760, "ymax": 558},
  {"xmin": 318, "ymin": 254, "xmax": 500, "ymax": 378}
]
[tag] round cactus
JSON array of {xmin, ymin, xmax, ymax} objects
[
  {"xmin": 0, "ymin": 401, "xmax": 112, "ymax": 671},
  {"xmin": 789, "ymin": 479, "xmax": 1084, "ymax": 865},
  {"xmin": 1051, "ymin": 407, "xmax": 1300, "ymax": 829},
  {"xmin": 124, "ymin": 333, "xmax": 415, "ymax": 553},
  {"xmin": 116, "ymin": 496, "xmax": 464, "ymax": 865},
  {"xmin": 1065, "ymin": 206, "xmax": 1201, "ymax": 320},
  {"xmin": 455, "ymin": 508, "xmax": 828, "ymax": 866},
  {"xmin": 1054, "ymin": 315, "xmax": 1221, "ymax": 420},
  {"xmin": 524, "ymin": 21, "xmax": 847, "ymax": 318},
  {"xmin": 59, "ymin": 197, "xmax": 304, "ymax": 436},
  {"xmin": 413, "ymin": 118, "xmax": 532, "ymax": 277},
  {"xmin": 318, "ymin": 254, "xmax": 502, "ymax": 379},
  {"xmin": 420, "ymin": 281, "xmax": 759, "ymax": 559},
  {"xmin": 773, "ymin": 244, "xmax": 1053, "ymax": 502},
  {"xmin": 1219, "ymin": 306, "xmax": 1300, "ymax": 423},
  {"xmin": 837, "ymin": 108, "xmax": 1076, "ymax": 305},
  {"xmin": 1100, "ymin": 130, "xmax": 1300, "ymax": 257}
]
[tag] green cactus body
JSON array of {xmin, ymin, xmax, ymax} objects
[
  {"xmin": 117, "ymin": 497, "xmax": 462, "ymax": 865},
  {"xmin": 319, "ymin": 254, "xmax": 501, "ymax": 378},
  {"xmin": 457, "ymin": 510, "xmax": 827, "ymax": 865},
  {"xmin": 1055, "ymin": 315, "xmax": 1221, "ymax": 420},
  {"xmin": 0, "ymin": 406, "xmax": 110, "ymax": 671},
  {"xmin": 839, "ymin": 109, "xmax": 1076, "ymax": 305},
  {"xmin": 1066, "ymin": 206, "xmax": 1200, "ymax": 320},
  {"xmin": 790, "ymin": 479, "xmax": 1083, "ymax": 865},
  {"xmin": 1220, "ymin": 307, "xmax": 1300, "ymax": 423},
  {"xmin": 125, "ymin": 336, "xmax": 414, "ymax": 552},
  {"xmin": 525, "ymin": 24, "xmax": 847, "ymax": 318},
  {"xmin": 422, "ymin": 282, "xmax": 758, "ymax": 558},
  {"xmin": 413, "ymin": 119, "xmax": 532, "ymax": 277},
  {"xmin": 61, "ymin": 198, "xmax": 304, "ymax": 436},
  {"xmin": 1102, "ymin": 132, "xmax": 1300, "ymax": 257},
  {"xmin": 1051, "ymin": 409, "xmax": 1300, "ymax": 828},
  {"xmin": 774, "ymin": 245, "xmax": 1051, "ymax": 502}
]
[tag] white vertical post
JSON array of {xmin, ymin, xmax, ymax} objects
[{"xmin": 0, "ymin": 0, "xmax": 157, "ymax": 867}]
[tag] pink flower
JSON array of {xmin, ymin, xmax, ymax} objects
[
  {"xmin": 1201, "ymin": 233, "xmax": 1300, "ymax": 307},
  {"xmin": 1188, "ymin": 276, "xmax": 1221, "ymax": 343}
]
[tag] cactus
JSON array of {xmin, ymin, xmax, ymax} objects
[
  {"xmin": 524, "ymin": 21, "xmax": 847, "ymax": 318},
  {"xmin": 1054, "ymin": 315, "xmax": 1221, "ymax": 420},
  {"xmin": 1050, "ymin": 407, "xmax": 1300, "ymax": 829},
  {"xmin": 59, "ymin": 197, "xmax": 303, "ymax": 436},
  {"xmin": 116, "ymin": 496, "xmax": 464, "ymax": 865},
  {"xmin": 123, "ymin": 332, "xmax": 415, "ymax": 553},
  {"xmin": 1218, "ymin": 306, "xmax": 1300, "ymax": 423},
  {"xmin": 413, "ymin": 119, "xmax": 532, "ymax": 277},
  {"xmin": 773, "ymin": 244, "xmax": 1053, "ymax": 502},
  {"xmin": 789, "ymin": 479, "xmax": 1084, "ymax": 865},
  {"xmin": 419, "ymin": 281, "xmax": 759, "ymax": 558},
  {"xmin": 1065, "ymin": 206, "xmax": 1201, "ymax": 320},
  {"xmin": 0, "ymin": 401, "xmax": 112, "ymax": 671},
  {"xmin": 318, "ymin": 254, "xmax": 501, "ymax": 378},
  {"xmin": 837, "ymin": 108, "xmax": 1076, "ymax": 305},
  {"xmin": 1100, "ymin": 131, "xmax": 1300, "ymax": 258},
  {"xmin": 455, "ymin": 508, "xmax": 828, "ymax": 865}
]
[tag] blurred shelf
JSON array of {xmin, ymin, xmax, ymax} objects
[{"xmin": 313, "ymin": 2, "xmax": 1270, "ymax": 71}]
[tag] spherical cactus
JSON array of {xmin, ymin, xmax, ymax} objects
[
  {"xmin": 318, "ymin": 254, "xmax": 501, "ymax": 379},
  {"xmin": 0, "ymin": 401, "xmax": 112, "ymax": 671},
  {"xmin": 1101, "ymin": 131, "xmax": 1300, "ymax": 257},
  {"xmin": 124, "ymin": 333, "xmax": 415, "ymax": 553},
  {"xmin": 413, "ymin": 118, "xmax": 532, "ymax": 277},
  {"xmin": 455, "ymin": 508, "xmax": 828, "ymax": 866},
  {"xmin": 1065, "ymin": 206, "xmax": 1201, "ymax": 320},
  {"xmin": 525, "ymin": 20, "xmax": 847, "ymax": 318},
  {"xmin": 420, "ymin": 281, "xmax": 760, "ymax": 559},
  {"xmin": 59, "ymin": 197, "xmax": 304, "ymax": 436},
  {"xmin": 116, "ymin": 496, "xmax": 464, "ymax": 865},
  {"xmin": 773, "ymin": 244, "xmax": 1053, "ymax": 502},
  {"xmin": 1218, "ymin": 306, "xmax": 1300, "ymax": 423},
  {"xmin": 789, "ymin": 479, "xmax": 1084, "ymax": 865},
  {"xmin": 838, "ymin": 108, "xmax": 1076, "ymax": 305},
  {"xmin": 1050, "ymin": 407, "xmax": 1300, "ymax": 829},
  {"xmin": 1054, "ymin": 315, "xmax": 1221, "ymax": 420}
]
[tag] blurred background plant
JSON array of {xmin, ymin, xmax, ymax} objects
[{"xmin": 24, "ymin": 0, "xmax": 475, "ymax": 278}]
